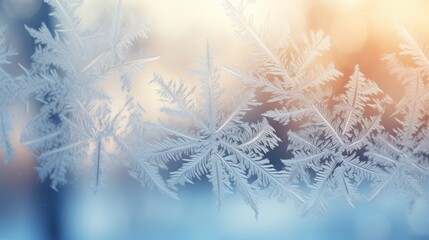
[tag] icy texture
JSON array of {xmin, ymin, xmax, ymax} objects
[
  {"xmin": 147, "ymin": 45, "xmax": 302, "ymax": 216},
  {"xmin": 0, "ymin": 0, "xmax": 426, "ymax": 216},
  {"xmin": 0, "ymin": 27, "xmax": 19, "ymax": 163},
  {"xmin": 20, "ymin": 0, "xmax": 157, "ymax": 190},
  {"xmin": 286, "ymin": 66, "xmax": 390, "ymax": 213},
  {"xmin": 365, "ymin": 27, "xmax": 429, "ymax": 205},
  {"xmin": 223, "ymin": 0, "xmax": 342, "ymax": 126},
  {"xmin": 223, "ymin": 0, "xmax": 428, "ymax": 213}
]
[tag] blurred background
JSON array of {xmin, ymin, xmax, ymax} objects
[{"xmin": 1, "ymin": 0, "xmax": 429, "ymax": 239}]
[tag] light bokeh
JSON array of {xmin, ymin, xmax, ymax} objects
[
  {"xmin": 1, "ymin": 0, "xmax": 429, "ymax": 239},
  {"xmin": 55, "ymin": 0, "xmax": 429, "ymax": 118}
]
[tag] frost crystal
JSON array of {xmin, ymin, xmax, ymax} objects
[
  {"xmin": 148, "ymin": 45, "xmax": 303, "ymax": 215},
  {"xmin": 366, "ymin": 27, "xmax": 429, "ymax": 204},
  {"xmin": 223, "ymin": 0, "xmax": 342, "ymax": 125},
  {"xmin": 222, "ymin": 0, "xmax": 428, "ymax": 213},
  {"xmin": 21, "ymin": 0, "xmax": 156, "ymax": 190},
  {"xmin": 286, "ymin": 66, "xmax": 390, "ymax": 213},
  {"xmin": 1, "ymin": 0, "xmax": 427, "ymax": 216},
  {"xmin": 0, "ymin": 26, "xmax": 19, "ymax": 163}
]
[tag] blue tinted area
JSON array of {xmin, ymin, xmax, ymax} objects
[
  {"xmin": 0, "ymin": 0, "xmax": 52, "ymax": 71},
  {"xmin": 1, "ymin": 1, "xmax": 428, "ymax": 240},
  {"xmin": 2, "ymin": 177, "xmax": 428, "ymax": 240},
  {"xmin": 59, "ymin": 186, "xmax": 429, "ymax": 240}
]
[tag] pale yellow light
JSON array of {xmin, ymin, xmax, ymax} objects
[{"xmin": 330, "ymin": 14, "xmax": 368, "ymax": 54}]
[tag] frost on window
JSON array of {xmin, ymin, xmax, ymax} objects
[
  {"xmin": 286, "ymin": 66, "xmax": 391, "ymax": 214},
  {"xmin": 365, "ymin": 27, "xmax": 429, "ymax": 206},
  {"xmin": 146, "ymin": 44, "xmax": 303, "ymax": 216},
  {"xmin": 223, "ymin": 0, "xmax": 342, "ymax": 126},
  {"xmin": 20, "ymin": 0, "xmax": 156, "ymax": 190},
  {"xmin": 221, "ymin": 0, "xmax": 428, "ymax": 214},
  {"xmin": 1, "ymin": 0, "xmax": 428, "ymax": 217},
  {"xmin": 0, "ymin": 26, "xmax": 20, "ymax": 164}
]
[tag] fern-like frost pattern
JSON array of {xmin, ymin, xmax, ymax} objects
[
  {"xmin": 147, "ymin": 45, "xmax": 302, "ymax": 216},
  {"xmin": 20, "ymin": 0, "xmax": 158, "ymax": 191},
  {"xmin": 0, "ymin": 0, "xmax": 427, "ymax": 216},
  {"xmin": 0, "ymin": 27, "xmax": 18, "ymax": 163}
]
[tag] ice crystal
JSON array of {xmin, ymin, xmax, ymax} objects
[
  {"xmin": 365, "ymin": 27, "xmax": 429, "ymax": 205},
  {"xmin": 0, "ymin": 26, "xmax": 19, "ymax": 163},
  {"xmin": 147, "ymin": 45, "xmax": 303, "ymax": 215},
  {"xmin": 21, "ymin": 0, "xmax": 156, "ymax": 190}
]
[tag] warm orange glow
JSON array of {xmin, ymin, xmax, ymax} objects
[
  {"xmin": 330, "ymin": 13, "xmax": 368, "ymax": 54},
  {"xmin": 61, "ymin": 0, "xmax": 429, "ymax": 118}
]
